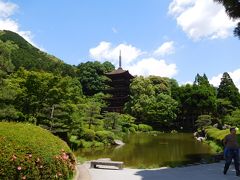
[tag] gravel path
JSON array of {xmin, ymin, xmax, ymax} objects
[{"xmin": 87, "ymin": 161, "xmax": 240, "ymax": 180}]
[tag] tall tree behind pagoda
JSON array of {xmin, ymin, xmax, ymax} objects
[
  {"xmin": 178, "ymin": 74, "xmax": 217, "ymax": 130},
  {"xmin": 217, "ymin": 72, "xmax": 240, "ymax": 108},
  {"xmin": 76, "ymin": 61, "xmax": 114, "ymax": 96},
  {"xmin": 125, "ymin": 76, "xmax": 178, "ymax": 129}
]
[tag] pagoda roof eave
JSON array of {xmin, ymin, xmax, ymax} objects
[{"xmin": 106, "ymin": 68, "xmax": 134, "ymax": 78}]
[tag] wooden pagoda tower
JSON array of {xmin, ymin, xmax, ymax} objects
[{"xmin": 104, "ymin": 51, "xmax": 134, "ymax": 113}]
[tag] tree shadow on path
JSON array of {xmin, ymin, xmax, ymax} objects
[{"xmin": 135, "ymin": 162, "xmax": 238, "ymax": 180}]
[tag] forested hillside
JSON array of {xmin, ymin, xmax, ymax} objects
[{"xmin": 0, "ymin": 30, "xmax": 76, "ymax": 76}]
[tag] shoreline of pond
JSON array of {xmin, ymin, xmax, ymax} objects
[{"xmin": 75, "ymin": 132, "xmax": 218, "ymax": 169}]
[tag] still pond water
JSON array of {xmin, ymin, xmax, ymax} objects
[{"xmin": 75, "ymin": 133, "xmax": 214, "ymax": 168}]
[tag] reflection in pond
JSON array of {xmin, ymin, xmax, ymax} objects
[{"xmin": 74, "ymin": 133, "xmax": 215, "ymax": 168}]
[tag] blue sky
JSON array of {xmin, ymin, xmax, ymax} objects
[{"xmin": 0, "ymin": 0, "xmax": 240, "ymax": 87}]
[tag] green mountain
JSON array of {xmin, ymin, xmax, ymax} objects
[{"xmin": 0, "ymin": 30, "xmax": 76, "ymax": 76}]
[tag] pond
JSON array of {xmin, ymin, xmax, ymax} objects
[{"xmin": 74, "ymin": 133, "xmax": 215, "ymax": 168}]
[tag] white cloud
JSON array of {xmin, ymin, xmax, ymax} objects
[
  {"xmin": 180, "ymin": 81, "xmax": 193, "ymax": 85},
  {"xmin": 209, "ymin": 73, "xmax": 222, "ymax": 87},
  {"xmin": 0, "ymin": 0, "xmax": 37, "ymax": 47},
  {"xmin": 168, "ymin": 0, "xmax": 235, "ymax": 40},
  {"xmin": 89, "ymin": 41, "xmax": 143, "ymax": 67},
  {"xmin": 154, "ymin": 41, "xmax": 175, "ymax": 57},
  {"xmin": 210, "ymin": 69, "xmax": 240, "ymax": 90},
  {"xmin": 128, "ymin": 58, "xmax": 177, "ymax": 77},
  {"xmin": 0, "ymin": 0, "xmax": 17, "ymax": 18},
  {"xmin": 89, "ymin": 41, "xmax": 178, "ymax": 78}
]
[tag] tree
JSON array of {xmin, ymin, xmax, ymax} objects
[
  {"xmin": 103, "ymin": 112, "xmax": 121, "ymax": 130},
  {"xmin": 148, "ymin": 76, "xmax": 171, "ymax": 95},
  {"xmin": 224, "ymin": 109, "xmax": 240, "ymax": 126},
  {"xmin": 0, "ymin": 30, "xmax": 76, "ymax": 76},
  {"xmin": 178, "ymin": 74, "xmax": 217, "ymax": 130},
  {"xmin": 195, "ymin": 115, "xmax": 212, "ymax": 129},
  {"xmin": 194, "ymin": 73, "xmax": 210, "ymax": 86},
  {"xmin": 217, "ymin": 72, "xmax": 240, "ymax": 107},
  {"xmin": 146, "ymin": 93, "xmax": 178, "ymax": 129},
  {"xmin": 125, "ymin": 76, "xmax": 178, "ymax": 129},
  {"xmin": 168, "ymin": 78, "xmax": 180, "ymax": 101},
  {"xmin": 0, "ymin": 40, "xmax": 16, "ymax": 81},
  {"xmin": 6, "ymin": 68, "xmax": 85, "ymax": 134},
  {"xmin": 0, "ymin": 78, "xmax": 22, "ymax": 121},
  {"xmin": 119, "ymin": 114, "xmax": 135, "ymax": 128},
  {"xmin": 102, "ymin": 61, "xmax": 115, "ymax": 72},
  {"xmin": 82, "ymin": 102, "xmax": 102, "ymax": 129},
  {"xmin": 214, "ymin": 0, "xmax": 240, "ymax": 38},
  {"xmin": 103, "ymin": 112, "xmax": 135, "ymax": 131},
  {"xmin": 216, "ymin": 98, "xmax": 235, "ymax": 119},
  {"xmin": 0, "ymin": 40, "xmax": 20, "ymax": 120},
  {"xmin": 76, "ymin": 61, "xmax": 114, "ymax": 95}
]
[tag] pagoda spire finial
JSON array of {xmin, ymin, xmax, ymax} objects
[{"xmin": 119, "ymin": 50, "xmax": 122, "ymax": 69}]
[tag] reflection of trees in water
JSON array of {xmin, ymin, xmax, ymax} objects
[{"xmin": 76, "ymin": 133, "xmax": 214, "ymax": 168}]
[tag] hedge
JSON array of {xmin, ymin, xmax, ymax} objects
[
  {"xmin": 138, "ymin": 124, "xmax": 153, "ymax": 132},
  {"xmin": 95, "ymin": 130, "xmax": 114, "ymax": 144},
  {"xmin": 205, "ymin": 127, "xmax": 240, "ymax": 153},
  {"xmin": 0, "ymin": 122, "xmax": 76, "ymax": 179}
]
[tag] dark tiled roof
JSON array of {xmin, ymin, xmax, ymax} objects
[{"xmin": 106, "ymin": 68, "xmax": 127, "ymax": 75}]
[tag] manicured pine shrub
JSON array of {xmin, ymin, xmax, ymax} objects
[
  {"xmin": 82, "ymin": 129, "xmax": 95, "ymax": 141},
  {"xmin": 95, "ymin": 131, "xmax": 114, "ymax": 144},
  {"xmin": 129, "ymin": 127, "xmax": 136, "ymax": 133},
  {"xmin": 131, "ymin": 124, "xmax": 139, "ymax": 131},
  {"xmin": 138, "ymin": 124, "xmax": 153, "ymax": 132}
]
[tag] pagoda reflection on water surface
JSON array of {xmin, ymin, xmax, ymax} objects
[{"xmin": 104, "ymin": 51, "xmax": 134, "ymax": 113}]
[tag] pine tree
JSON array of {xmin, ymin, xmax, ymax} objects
[{"xmin": 217, "ymin": 72, "xmax": 240, "ymax": 107}]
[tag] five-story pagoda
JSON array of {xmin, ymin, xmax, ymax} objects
[{"xmin": 104, "ymin": 51, "xmax": 134, "ymax": 113}]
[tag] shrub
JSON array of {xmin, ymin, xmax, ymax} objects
[
  {"xmin": 82, "ymin": 129, "xmax": 95, "ymax": 141},
  {"xmin": 129, "ymin": 127, "xmax": 136, "ymax": 133},
  {"xmin": 205, "ymin": 127, "xmax": 240, "ymax": 150},
  {"xmin": 69, "ymin": 136, "xmax": 81, "ymax": 150},
  {"xmin": 95, "ymin": 130, "xmax": 114, "ymax": 144},
  {"xmin": 79, "ymin": 139, "xmax": 94, "ymax": 148},
  {"xmin": 138, "ymin": 124, "xmax": 153, "ymax": 132},
  {"xmin": 205, "ymin": 127, "xmax": 229, "ymax": 144},
  {"xmin": 0, "ymin": 122, "xmax": 76, "ymax": 180},
  {"xmin": 196, "ymin": 115, "xmax": 212, "ymax": 129},
  {"xmin": 122, "ymin": 127, "xmax": 129, "ymax": 133},
  {"xmin": 131, "ymin": 124, "xmax": 139, "ymax": 131}
]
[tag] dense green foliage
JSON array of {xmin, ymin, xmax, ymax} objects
[
  {"xmin": 1, "ymin": 30, "xmax": 240, "ymax": 143},
  {"xmin": 217, "ymin": 72, "xmax": 240, "ymax": 107},
  {"xmin": 205, "ymin": 127, "xmax": 240, "ymax": 153},
  {"xmin": 76, "ymin": 61, "xmax": 114, "ymax": 95},
  {"xmin": 0, "ymin": 122, "xmax": 75, "ymax": 179},
  {"xmin": 1, "ymin": 68, "xmax": 85, "ymax": 135},
  {"xmin": 0, "ymin": 30, "xmax": 76, "ymax": 76},
  {"xmin": 195, "ymin": 115, "xmax": 212, "ymax": 129},
  {"xmin": 214, "ymin": 0, "xmax": 240, "ymax": 38},
  {"xmin": 125, "ymin": 73, "xmax": 240, "ymax": 131},
  {"xmin": 224, "ymin": 109, "xmax": 240, "ymax": 126},
  {"xmin": 177, "ymin": 74, "xmax": 217, "ymax": 130},
  {"xmin": 125, "ymin": 76, "xmax": 178, "ymax": 129}
]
